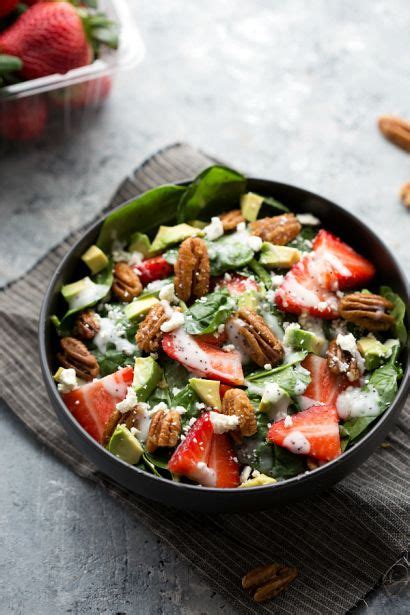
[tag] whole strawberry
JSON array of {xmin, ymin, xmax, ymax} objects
[
  {"xmin": 0, "ymin": 2, "xmax": 92, "ymax": 80},
  {"xmin": 0, "ymin": 96, "xmax": 48, "ymax": 141},
  {"xmin": 0, "ymin": 0, "xmax": 19, "ymax": 18}
]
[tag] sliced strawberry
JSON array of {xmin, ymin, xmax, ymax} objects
[
  {"xmin": 168, "ymin": 412, "xmax": 239, "ymax": 487},
  {"xmin": 275, "ymin": 254, "xmax": 340, "ymax": 318},
  {"xmin": 313, "ymin": 230, "xmax": 375, "ymax": 290},
  {"xmin": 219, "ymin": 383, "xmax": 234, "ymax": 399},
  {"xmin": 133, "ymin": 256, "xmax": 172, "ymax": 286},
  {"xmin": 302, "ymin": 354, "xmax": 350, "ymax": 405},
  {"xmin": 216, "ymin": 274, "xmax": 260, "ymax": 296},
  {"xmin": 162, "ymin": 328, "xmax": 244, "ymax": 385},
  {"xmin": 268, "ymin": 404, "xmax": 341, "ymax": 461},
  {"xmin": 62, "ymin": 366, "xmax": 133, "ymax": 444}
]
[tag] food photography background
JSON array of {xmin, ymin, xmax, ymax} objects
[{"xmin": 0, "ymin": 1, "xmax": 409, "ymax": 614}]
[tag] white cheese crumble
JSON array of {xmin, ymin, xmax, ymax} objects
[
  {"xmin": 240, "ymin": 466, "xmax": 252, "ymax": 483},
  {"xmin": 296, "ymin": 213, "xmax": 321, "ymax": 226},
  {"xmin": 159, "ymin": 283, "xmax": 178, "ymax": 304},
  {"xmin": 247, "ymin": 235, "xmax": 263, "ymax": 252},
  {"xmin": 236, "ymin": 221, "xmax": 246, "ymax": 232},
  {"xmin": 270, "ymin": 274, "xmax": 285, "ymax": 288},
  {"xmin": 204, "ymin": 216, "xmax": 224, "ymax": 241},
  {"xmin": 264, "ymin": 363, "xmax": 272, "ymax": 370},
  {"xmin": 336, "ymin": 333, "xmax": 357, "ymax": 355},
  {"xmin": 160, "ymin": 309, "xmax": 185, "ymax": 332},
  {"xmin": 57, "ymin": 368, "xmax": 78, "ymax": 393},
  {"xmin": 222, "ymin": 344, "xmax": 235, "ymax": 352},
  {"xmin": 284, "ymin": 415, "xmax": 293, "ymax": 428},
  {"xmin": 209, "ymin": 411, "xmax": 239, "ymax": 434},
  {"xmin": 174, "ymin": 405, "xmax": 187, "ymax": 415},
  {"xmin": 336, "ymin": 386, "xmax": 380, "ymax": 419},
  {"xmin": 116, "ymin": 386, "xmax": 139, "ymax": 414}
]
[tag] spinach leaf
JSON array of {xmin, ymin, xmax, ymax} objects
[
  {"xmin": 208, "ymin": 235, "xmax": 254, "ymax": 275},
  {"xmin": 94, "ymin": 349, "xmax": 136, "ymax": 377},
  {"xmin": 270, "ymin": 444, "xmax": 305, "ymax": 479},
  {"xmin": 262, "ymin": 195, "xmax": 290, "ymax": 214},
  {"xmin": 380, "ymin": 286, "xmax": 407, "ymax": 345},
  {"xmin": 177, "ymin": 165, "xmax": 246, "ymax": 223},
  {"xmin": 184, "ymin": 290, "xmax": 235, "ymax": 335},
  {"xmin": 173, "ymin": 385, "xmax": 201, "ymax": 428},
  {"xmin": 289, "ymin": 226, "xmax": 317, "ymax": 252},
  {"xmin": 162, "ymin": 357, "xmax": 190, "ymax": 392},
  {"xmin": 97, "ymin": 185, "xmax": 186, "ymax": 252},
  {"xmin": 247, "ymin": 360, "xmax": 310, "ymax": 399},
  {"xmin": 248, "ymin": 258, "xmax": 272, "ymax": 288},
  {"xmin": 143, "ymin": 450, "xmax": 172, "ymax": 470}
]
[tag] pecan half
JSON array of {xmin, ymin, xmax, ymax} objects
[
  {"xmin": 400, "ymin": 182, "xmax": 410, "ymax": 208},
  {"xmin": 101, "ymin": 410, "xmax": 122, "ymax": 446},
  {"xmin": 242, "ymin": 563, "xmax": 298, "ymax": 603},
  {"xmin": 340, "ymin": 293, "xmax": 394, "ymax": 331},
  {"xmin": 73, "ymin": 309, "xmax": 100, "ymax": 341},
  {"xmin": 174, "ymin": 237, "xmax": 210, "ymax": 302},
  {"xmin": 222, "ymin": 388, "xmax": 257, "ymax": 437},
  {"xmin": 219, "ymin": 209, "xmax": 245, "ymax": 231},
  {"xmin": 378, "ymin": 115, "xmax": 410, "ymax": 152},
  {"xmin": 326, "ymin": 339, "xmax": 360, "ymax": 382},
  {"xmin": 146, "ymin": 409, "xmax": 181, "ymax": 453},
  {"xmin": 136, "ymin": 303, "xmax": 167, "ymax": 353},
  {"xmin": 57, "ymin": 337, "xmax": 99, "ymax": 381},
  {"xmin": 249, "ymin": 213, "xmax": 301, "ymax": 245},
  {"xmin": 112, "ymin": 262, "xmax": 142, "ymax": 302},
  {"xmin": 228, "ymin": 308, "xmax": 284, "ymax": 367}
]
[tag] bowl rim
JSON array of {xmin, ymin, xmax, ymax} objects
[{"xmin": 38, "ymin": 176, "xmax": 410, "ymax": 497}]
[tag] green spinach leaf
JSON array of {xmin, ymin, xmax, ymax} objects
[
  {"xmin": 288, "ymin": 226, "xmax": 317, "ymax": 252},
  {"xmin": 173, "ymin": 385, "xmax": 201, "ymax": 428},
  {"xmin": 380, "ymin": 286, "xmax": 407, "ymax": 345},
  {"xmin": 184, "ymin": 290, "xmax": 235, "ymax": 335},
  {"xmin": 94, "ymin": 349, "xmax": 136, "ymax": 377},
  {"xmin": 261, "ymin": 195, "xmax": 290, "ymax": 213},
  {"xmin": 247, "ymin": 360, "xmax": 310, "ymax": 399},
  {"xmin": 248, "ymin": 258, "xmax": 272, "ymax": 288},
  {"xmin": 208, "ymin": 235, "xmax": 254, "ymax": 275}
]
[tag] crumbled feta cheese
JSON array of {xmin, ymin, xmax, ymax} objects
[
  {"xmin": 195, "ymin": 402, "xmax": 206, "ymax": 410},
  {"xmin": 317, "ymin": 301, "xmax": 328, "ymax": 312},
  {"xmin": 159, "ymin": 283, "xmax": 178, "ymax": 304},
  {"xmin": 130, "ymin": 426, "xmax": 139, "ymax": 436},
  {"xmin": 336, "ymin": 333, "xmax": 357, "ymax": 355},
  {"xmin": 57, "ymin": 368, "xmax": 78, "ymax": 394},
  {"xmin": 204, "ymin": 216, "xmax": 224, "ymax": 241},
  {"xmin": 236, "ymin": 221, "xmax": 246, "ymax": 232},
  {"xmin": 296, "ymin": 213, "xmax": 321, "ymax": 226},
  {"xmin": 116, "ymin": 386, "xmax": 139, "ymax": 414},
  {"xmin": 264, "ymin": 363, "xmax": 272, "ymax": 370},
  {"xmin": 174, "ymin": 405, "xmax": 187, "ymax": 415},
  {"xmin": 209, "ymin": 411, "xmax": 239, "ymax": 434},
  {"xmin": 150, "ymin": 401, "xmax": 168, "ymax": 415},
  {"xmin": 247, "ymin": 235, "xmax": 263, "ymax": 252},
  {"xmin": 222, "ymin": 344, "xmax": 235, "ymax": 352},
  {"xmin": 128, "ymin": 251, "xmax": 143, "ymax": 266},
  {"xmin": 271, "ymin": 274, "xmax": 285, "ymax": 289},
  {"xmin": 240, "ymin": 466, "xmax": 252, "ymax": 483},
  {"xmin": 284, "ymin": 415, "xmax": 293, "ymax": 428},
  {"xmin": 172, "ymin": 387, "xmax": 181, "ymax": 396},
  {"xmin": 217, "ymin": 323, "xmax": 225, "ymax": 334},
  {"xmin": 251, "ymin": 469, "xmax": 261, "ymax": 478},
  {"xmin": 160, "ymin": 310, "xmax": 185, "ymax": 332}
]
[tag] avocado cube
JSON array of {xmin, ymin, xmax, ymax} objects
[
  {"xmin": 124, "ymin": 296, "xmax": 160, "ymax": 322},
  {"xmin": 284, "ymin": 325, "xmax": 325, "ymax": 355},
  {"xmin": 188, "ymin": 220, "xmax": 207, "ymax": 229},
  {"xmin": 239, "ymin": 474, "xmax": 276, "ymax": 488},
  {"xmin": 81, "ymin": 245, "xmax": 109, "ymax": 274},
  {"xmin": 237, "ymin": 290, "xmax": 260, "ymax": 311},
  {"xmin": 133, "ymin": 356, "xmax": 163, "ymax": 402},
  {"xmin": 357, "ymin": 336, "xmax": 390, "ymax": 371},
  {"xmin": 108, "ymin": 425, "xmax": 143, "ymax": 465},
  {"xmin": 61, "ymin": 277, "xmax": 91, "ymax": 303},
  {"xmin": 150, "ymin": 223, "xmax": 202, "ymax": 254},
  {"xmin": 240, "ymin": 192, "xmax": 264, "ymax": 222},
  {"xmin": 189, "ymin": 378, "xmax": 222, "ymax": 410},
  {"xmin": 260, "ymin": 243, "xmax": 301, "ymax": 268},
  {"xmin": 128, "ymin": 232, "xmax": 151, "ymax": 257}
]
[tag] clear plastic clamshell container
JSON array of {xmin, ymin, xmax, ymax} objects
[{"xmin": 0, "ymin": 0, "xmax": 144, "ymax": 145}]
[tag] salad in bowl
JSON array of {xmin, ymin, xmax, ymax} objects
[{"xmin": 49, "ymin": 166, "xmax": 407, "ymax": 490}]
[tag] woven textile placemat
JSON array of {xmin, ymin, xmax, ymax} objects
[{"xmin": 1, "ymin": 143, "xmax": 409, "ymax": 615}]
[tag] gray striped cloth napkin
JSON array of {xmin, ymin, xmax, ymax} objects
[{"xmin": 0, "ymin": 143, "xmax": 408, "ymax": 615}]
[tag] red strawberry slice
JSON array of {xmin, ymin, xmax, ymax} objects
[
  {"xmin": 216, "ymin": 274, "xmax": 259, "ymax": 296},
  {"xmin": 219, "ymin": 383, "xmax": 233, "ymax": 398},
  {"xmin": 62, "ymin": 366, "xmax": 133, "ymax": 444},
  {"xmin": 0, "ymin": 0, "xmax": 19, "ymax": 18},
  {"xmin": 313, "ymin": 230, "xmax": 375, "ymax": 290},
  {"xmin": 133, "ymin": 256, "xmax": 172, "ymax": 286},
  {"xmin": 268, "ymin": 404, "xmax": 341, "ymax": 461},
  {"xmin": 301, "ymin": 354, "xmax": 350, "ymax": 405},
  {"xmin": 275, "ymin": 255, "xmax": 340, "ymax": 318},
  {"xmin": 168, "ymin": 412, "xmax": 239, "ymax": 487},
  {"xmin": 162, "ymin": 328, "xmax": 244, "ymax": 385}
]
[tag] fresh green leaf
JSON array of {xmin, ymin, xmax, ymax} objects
[
  {"xmin": 270, "ymin": 444, "xmax": 305, "ymax": 479},
  {"xmin": 208, "ymin": 234, "xmax": 254, "ymax": 275},
  {"xmin": 288, "ymin": 226, "xmax": 317, "ymax": 252},
  {"xmin": 261, "ymin": 195, "xmax": 290, "ymax": 213},
  {"xmin": 172, "ymin": 385, "xmax": 201, "ymax": 427},
  {"xmin": 246, "ymin": 362, "xmax": 310, "ymax": 399},
  {"xmin": 94, "ymin": 349, "xmax": 136, "ymax": 377},
  {"xmin": 177, "ymin": 165, "xmax": 246, "ymax": 223},
  {"xmin": 184, "ymin": 289, "xmax": 235, "ymax": 335},
  {"xmin": 143, "ymin": 450, "xmax": 172, "ymax": 470},
  {"xmin": 380, "ymin": 286, "xmax": 407, "ymax": 345},
  {"xmin": 162, "ymin": 357, "xmax": 190, "ymax": 392},
  {"xmin": 142, "ymin": 453, "xmax": 162, "ymax": 477},
  {"xmin": 97, "ymin": 185, "xmax": 186, "ymax": 252},
  {"xmin": 0, "ymin": 54, "xmax": 23, "ymax": 75},
  {"xmin": 248, "ymin": 258, "xmax": 272, "ymax": 288}
]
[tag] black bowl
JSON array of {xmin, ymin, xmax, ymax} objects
[{"xmin": 39, "ymin": 178, "xmax": 409, "ymax": 513}]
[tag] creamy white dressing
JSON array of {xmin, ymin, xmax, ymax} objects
[
  {"xmin": 336, "ymin": 386, "xmax": 380, "ymax": 419},
  {"xmin": 93, "ymin": 317, "xmax": 136, "ymax": 356},
  {"xmin": 283, "ymin": 430, "xmax": 311, "ymax": 454},
  {"xmin": 225, "ymin": 318, "xmax": 252, "ymax": 364},
  {"xmin": 261, "ymin": 382, "xmax": 290, "ymax": 420},
  {"xmin": 192, "ymin": 462, "xmax": 217, "ymax": 487},
  {"xmin": 68, "ymin": 277, "xmax": 109, "ymax": 311}
]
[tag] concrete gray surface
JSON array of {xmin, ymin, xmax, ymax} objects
[{"xmin": 0, "ymin": 0, "xmax": 409, "ymax": 613}]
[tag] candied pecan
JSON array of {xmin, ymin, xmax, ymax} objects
[
  {"xmin": 242, "ymin": 563, "xmax": 298, "ymax": 603},
  {"xmin": 340, "ymin": 293, "xmax": 394, "ymax": 331},
  {"xmin": 326, "ymin": 339, "xmax": 361, "ymax": 382},
  {"xmin": 101, "ymin": 410, "xmax": 122, "ymax": 446},
  {"xmin": 174, "ymin": 237, "xmax": 210, "ymax": 302},
  {"xmin": 73, "ymin": 309, "xmax": 100, "ymax": 341},
  {"xmin": 146, "ymin": 409, "xmax": 181, "ymax": 453},
  {"xmin": 136, "ymin": 303, "xmax": 168, "ymax": 353},
  {"xmin": 219, "ymin": 209, "xmax": 245, "ymax": 231},
  {"xmin": 228, "ymin": 308, "xmax": 284, "ymax": 367},
  {"xmin": 112, "ymin": 262, "xmax": 142, "ymax": 302},
  {"xmin": 378, "ymin": 115, "xmax": 410, "ymax": 152},
  {"xmin": 222, "ymin": 389, "xmax": 257, "ymax": 437},
  {"xmin": 249, "ymin": 213, "xmax": 301, "ymax": 245},
  {"xmin": 57, "ymin": 337, "xmax": 99, "ymax": 381},
  {"xmin": 400, "ymin": 182, "xmax": 410, "ymax": 208}
]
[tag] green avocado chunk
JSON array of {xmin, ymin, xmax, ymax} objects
[
  {"xmin": 259, "ymin": 383, "xmax": 291, "ymax": 419},
  {"xmin": 81, "ymin": 245, "xmax": 109, "ymax": 274},
  {"xmin": 133, "ymin": 356, "xmax": 163, "ymax": 402},
  {"xmin": 189, "ymin": 378, "xmax": 221, "ymax": 409},
  {"xmin": 284, "ymin": 325, "xmax": 325, "ymax": 355},
  {"xmin": 259, "ymin": 243, "xmax": 301, "ymax": 268},
  {"xmin": 150, "ymin": 223, "xmax": 202, "ymax": 254},
  {"xmin": 237, "ymin": 290, "xmax": 260, "ymax": 310},
  {"xmin": 61, "ymin": 277, "xmax": 91, "ymax": 302},
  {"xmin": 108, "ymin": 425, "xmax": 143, "ymax": 464},
  {"xmin": 240, "ymin": 192, "xmax": 264, "ymax": 222},
  {"xmin": 124, "ymin": 296, "xmax": 160, "ymax": 322},
  {"xmin": 357, "ymin": 336, "xmax": 391, "ymax": 371},
  {"xmin": 128, "ymin": 232, "xmax": 151, "ymax": 256}
]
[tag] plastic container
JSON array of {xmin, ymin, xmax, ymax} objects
[{"xmin": 0, "ymin": 0, "xmax": 144, "ymax": 144}]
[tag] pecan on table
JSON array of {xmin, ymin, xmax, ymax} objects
[
  {"xmin": 174, "ymin": 237, "xmax": 210, "ymax": 303},
  {"xmin": 222, "ymin": 388, "xmax": 257, "ymax": 437},
  {"xmin": 228, "ymin": 308, "xmax": 284, "ymax": 367},
  {"xmin": 73, "ymin": 309, "xmax": 100, "ymax": 341},
  {"xmin": 326, "ymin": 339, "xmax": 361, "ymax": 382},
  {"xmin": 400, "ymin": 182, "xmax": 410, "ymax": 208},
  {"xmin": 146, "ymin": 409, "xmax": 181, "ymax": 453},
  {"xmin": 242, "ymin": 562, "xmax": 299, "ymax": 603},
  {"xmin": 378, "ymin": 115, "xmax": 410, "ymax": 152},
  {"xmin": 112, "ymin": 262, "xmax": 142, "ymax": 302},
  {"xmin": 249, "ymin": 213, "xmax": 301, "ymax": 245},
  {"xmin": 340, "ymin": 293, "xmax": 394, "ymax": 332},
  {"xmin": 219, "ymin": 209, "xmax": 245, "ymax": 231},
  {"xmin": 57, "ymin": 336, "xmax": 99, "ymax": 381},
  {"xmin": 136, "ymin": 303, "xmax": 168, "ymax": 353}
]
